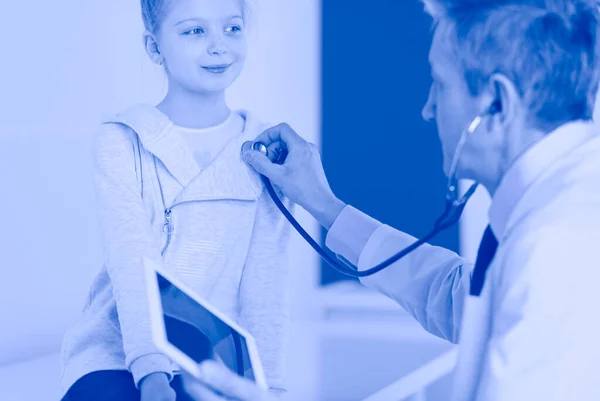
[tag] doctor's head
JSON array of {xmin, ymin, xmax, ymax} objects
[{"xmin": 420, "ymin": 0, "xmax": 600, "ymax": 193}]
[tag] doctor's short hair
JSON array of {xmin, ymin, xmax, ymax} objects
[
  {"xmin": 141, "ymin": 0, "xmax": 252, "ymax": 34},
  {"xmin": 422, "ymin": 0, "xmax": 600, "ymax": 130}
]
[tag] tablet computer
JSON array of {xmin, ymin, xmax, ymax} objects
[{"xmin": 143, "ymin": 257, "xmax": 268, "ymax": 389}]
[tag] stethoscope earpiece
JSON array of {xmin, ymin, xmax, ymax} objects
[{"xmin": 488, "ymin": 100, "xmax": 501, "ymax": 115}]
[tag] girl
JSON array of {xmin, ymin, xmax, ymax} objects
[{"xmin": 59, "ymin": 0, "xmax": 293, "ymax": 399}]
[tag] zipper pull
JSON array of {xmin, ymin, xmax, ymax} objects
[{"xmin": 163, "ymin": 208, "xmax": 174, "ymax": 234}]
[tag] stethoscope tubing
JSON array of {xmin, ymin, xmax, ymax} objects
[
  {"xmin": 261, "ymin": 175, "xmax": 477, "ymax": 278},
  {"xmin": 252, "ymin": 111, "xmax": 486, "ymax": 278}
]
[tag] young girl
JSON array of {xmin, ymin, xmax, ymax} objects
[{"xmin": 59, "ymin": 0, "xmax": 293, "ymax": 399}]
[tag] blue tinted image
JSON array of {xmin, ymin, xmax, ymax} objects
[{"xmin": 159, "ymin": 272, "xmax": 255, "ymax": 382}]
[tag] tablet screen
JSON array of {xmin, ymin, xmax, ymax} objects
[{"xmin": 157, "ymin": 272, "xmax": 257, "ymax": 382}]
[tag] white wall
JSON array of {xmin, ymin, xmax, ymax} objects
[{"xmin": 0, "ymin": 0, "xmax": 321, "ymax": 395}]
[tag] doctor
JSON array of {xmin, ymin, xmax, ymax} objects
[{"xmin": 183, "ymin": 0, "xmax": 600, "ymax": 400}]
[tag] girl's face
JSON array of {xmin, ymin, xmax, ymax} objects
[{"xmin": 155, "ymin": 0, "xmax": 247, "ymax": 93}]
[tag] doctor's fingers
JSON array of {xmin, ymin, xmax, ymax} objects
[
  {"xmin": 196, "ymin": 361, "xmax": 270, "ymax": 401},
  {"xmin": 253, "ymin": 123, "xmax": 306, "ymax": 150},
  {"xmin": 181, "ymin": 378, "xmax": 230, "ymax": 401},
  {"xmin": 265, "ymin": 141, "xmax": 288, "ymax": 164},
  {"xmin": 242, "ymin": 148, "xmax": 285, "ymax": 180},
  {"xmin": 241, "ymin": 141, "xmax": 286, "ymax": 165}
]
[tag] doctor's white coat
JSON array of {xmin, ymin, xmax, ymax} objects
[{"xmin": 325, "ymin": 121, "xmax": 600, "ymax": 401}]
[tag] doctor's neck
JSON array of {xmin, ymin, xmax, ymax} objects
[
  {"xmin": 472, "ymin": 125, "xmax": 550, "ymax": 198},
  {"xmin": 157, "ymin": 87, "xmax": 231, "ymax": 129}
]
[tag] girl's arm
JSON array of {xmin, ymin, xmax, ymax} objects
[
  {"xmin": 93, "ymin": 123, "xmax": 173, "ymax": 388},
  {"xmin": 238, "ymin": 188, "xmax": 295, "ymax": 395}
]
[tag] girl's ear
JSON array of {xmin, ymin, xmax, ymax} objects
[{"xmin": 143, "ymin": 31, "xmax": 163, "ymax": 65}]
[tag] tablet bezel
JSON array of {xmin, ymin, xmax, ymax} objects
[{"xmin": 143, "ymin": 257, "xmax": 269, "ymax": 389}]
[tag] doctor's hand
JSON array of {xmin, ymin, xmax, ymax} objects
[
  {"xmin": 181, "ymin": 360, "xmax": 279, "ymax": 401},
  {"xmin": 242, "ymin": 123, "xmax": 346, "ymax": 230}
]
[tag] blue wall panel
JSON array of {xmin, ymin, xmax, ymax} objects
[{"xmin": 321, "ymin": 0, "xmax": 459, "ymax": 285}]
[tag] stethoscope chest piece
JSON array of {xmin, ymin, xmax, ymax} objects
[
  {"xmin": 249, "ymin": 141, "xmax": 288, "ymax": 165},
  {"xmin": 252, "ymin": 142, "xmax": 268, "ymax": 155}
]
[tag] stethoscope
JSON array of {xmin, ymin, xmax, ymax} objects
[{"xmin": 246, "ymin": 102, "xmax": 500, "ymax": 278}]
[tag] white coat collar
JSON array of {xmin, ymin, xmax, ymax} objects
[{"xmin": 488, "ymin": 120, "xmax": 598, "ymax": 240}]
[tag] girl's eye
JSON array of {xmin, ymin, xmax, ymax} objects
[
  {"xmin": 226, "ymin": 25, "xmax": 242, "ymax": 33},
  {"xmin": 185, "ymin": 27, "xmax": 205, "ymax": 35}
]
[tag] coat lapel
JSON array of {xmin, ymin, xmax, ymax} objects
[
  {"xmin": 451, "ymin": 276, "xmax": 494, "ymax": 401},
  {"xmin": 105, "ymin": 104, "xmax": 265, "ymax": 203},
  {"xmin": 178, "ymin": 125, "xmax": 264, "ymax": 202},
  {"xmin": 106, "ymin": 104, "xmax": 201, "ymax": 189}
]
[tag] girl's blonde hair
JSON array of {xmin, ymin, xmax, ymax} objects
[{"xmin": 141, "ymin": 0, "xmax": 252, "ymax": 34}]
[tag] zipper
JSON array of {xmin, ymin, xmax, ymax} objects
[
  {"xmin": 152, "ymin": 156, "xmax": 251, "ymax": 256},
  {"xmin": 161, "ymin": 208, "xmax": 173, "ymax": 256},
  {"xmin": 153, "ymin": 157, "xmax": 229, "ymax": 256},
  {"xmin": 154, "ymin": 156, "xmax": 174, "ymax": 257}
]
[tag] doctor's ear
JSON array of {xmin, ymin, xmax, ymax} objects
[
  {"xmin": 143, "ymin": 31, "xmax": 163, "ymax": 65},
  {"xmin": 486, "ymin": 73, "xmax": 520, "ymax": 123}
]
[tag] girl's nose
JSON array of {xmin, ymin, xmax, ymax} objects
[{"xmin": 208, "ymin": 36, "xmax": 228, "ymax": 56}]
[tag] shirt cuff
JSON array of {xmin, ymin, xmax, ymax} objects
[
  {"xmin": 130, "ymin": 353, "xmax": 174, "ymax": 389},
  {"xmin": 325, "ymin": 205, "xmax": 382, "ymax": 267}
]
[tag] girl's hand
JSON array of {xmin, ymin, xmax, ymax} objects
[{"xmin": 140, "ymin": 372, "xmax": 176, "ymax": 401}]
